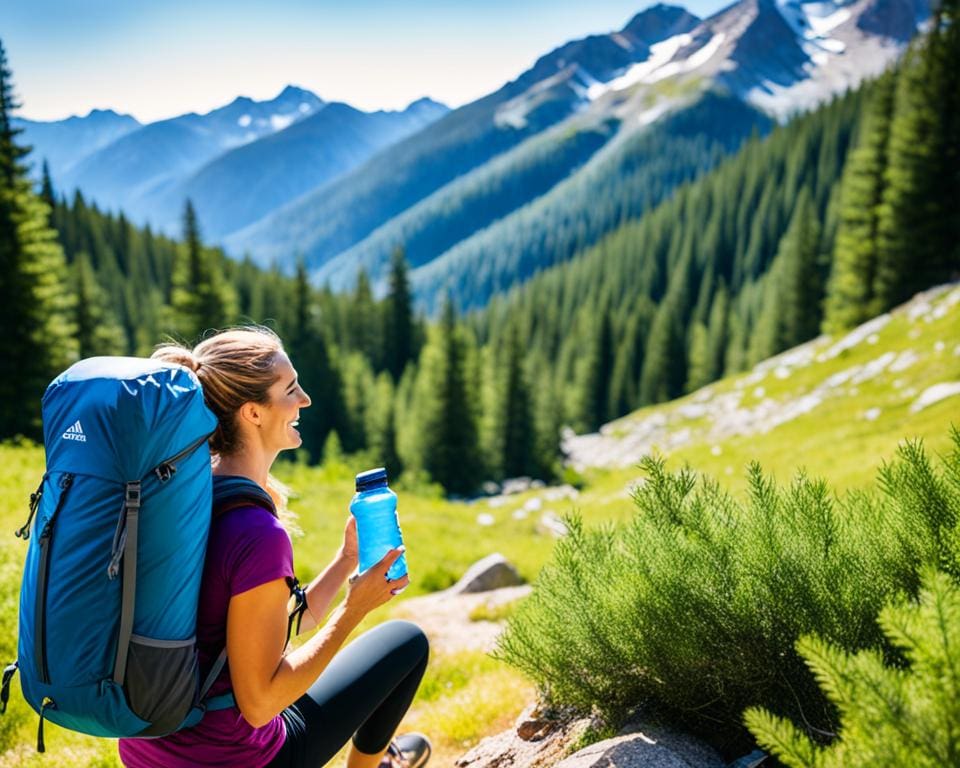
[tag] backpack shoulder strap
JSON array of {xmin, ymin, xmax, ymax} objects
[
  {"xmin": 201, "ymin": 475, "xmax": 303, "ymax": 714},
  {"xmin": 211, "ymin": 475, "xmax": 276, "ymax": 518}
]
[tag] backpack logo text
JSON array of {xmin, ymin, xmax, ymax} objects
[{"xmin": 62, "ymin": 421, "xmax": 87, "ymax": 442}]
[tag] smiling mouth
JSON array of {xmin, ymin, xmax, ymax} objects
[{"xmin": 289, "ymin": 419, "xmax": 300, "ymax": 427}]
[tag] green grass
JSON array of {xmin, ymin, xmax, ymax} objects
[{"xmin": 1, "ymin": 286, "xmax": 958, "ymax": 764}]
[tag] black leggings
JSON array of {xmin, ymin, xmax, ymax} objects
[{"xmin": 266, "ymin": 620, "xmax": 429, "ymax": 768}]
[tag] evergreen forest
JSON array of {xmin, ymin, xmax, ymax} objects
[{"xmin": 1, "ymin": 0, "xmax": 958, "ymax": 495}]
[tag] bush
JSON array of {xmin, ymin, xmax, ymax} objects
[
  {"xmin": 495, "ymin": 431, "xmax": 960, "ymax": 748},
  {"xmin": 745, "ymin": 569, "xmax": 960, "ymax": 767}
]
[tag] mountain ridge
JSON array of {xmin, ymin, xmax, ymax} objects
[{"xmin": 227, "ymin": 0, "xmax": 924, "ymax": 308}]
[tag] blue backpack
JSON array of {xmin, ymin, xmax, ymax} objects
[{"xmin": 0, "ymin": 357, "xmax": 295, "ymax": 752}]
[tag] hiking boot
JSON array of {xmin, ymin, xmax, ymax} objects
[{"xmin": 380, "ymin": 732, "xmax": 432, "ymax": 768}]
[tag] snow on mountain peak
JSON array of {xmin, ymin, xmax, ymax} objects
[
  {"xmin": 270, "ymin": 114, "xmax": 296, "ymax": 132},
  {"xmin": 585, "ymin": 30, "xmax": 726, "ymax": 100},
  {"xmin": 775, "ymin": 0, "xmax": 851, "ymax": 54}
]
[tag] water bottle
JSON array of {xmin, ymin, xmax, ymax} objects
[{"xmin": 350, "ymin": 467, "xmax": 408, "ymax": 586}]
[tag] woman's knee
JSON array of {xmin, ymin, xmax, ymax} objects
[{"xmin": 379, "ymin": 619, "xmax": 430, "ymax": 663}]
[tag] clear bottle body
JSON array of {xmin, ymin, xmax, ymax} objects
[{"xmin": 350, "ymin": 484, "xmax": 408, "ymax": 584}]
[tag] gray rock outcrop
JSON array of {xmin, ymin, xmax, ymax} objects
[
  {"xmin": 456, "ymin": 705, "xmax": 725, "ymax": 768},
  {"xmin": 448, "ymin": 553, "xmax": 525, "ymax": 594},
  {"xmin": 555, "ymin": 720, "xmax": 725, "ymax": 768}
]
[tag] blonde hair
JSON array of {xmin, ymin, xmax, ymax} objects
[{"xmin": 152, "ymin": 326, "xmax": 297, "ymax": 528}]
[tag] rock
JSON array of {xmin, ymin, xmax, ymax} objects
[
  {"xmin": 456, "ymin": 705, "xmax": 599, "ymax": 768},
  {"xmin": 910, "ymin": 381, "xmax": 960, "ymax": 412},
  {"xmin": 448, "ymin": 553, "xmax": 525, "ymax": 594},
  {"xmin": 537, "ymin": 511, "xmax": 568, "ymax": 538},
  {"xmin": 456, "ymin": 708, "xmax": 724, "ymax": 768},
  {"xmin": 482, "ymin": 481, "xmax": 502, "ymax": 496},
  {"xmin": 516, "ymin": 703, "xmax": 559, "ymax": 742},
  {"xmin": 555, "ymin": 720, "xmax": 725, "ymax": 768},
  {"xmin": 502, "ymin": 477, "xmax": 534, "ymax": 495}
]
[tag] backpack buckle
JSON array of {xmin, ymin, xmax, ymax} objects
[
  {"xmin": 155, "ymin": 463, "xmax": 175, "ymax": 482},
  {"xmin": 125, "ymin": 483, "xmax": 141, "ymax": 509},
  {"xmin": 1, "ymin": 662, "xmax": 18, "ymax": 714}
]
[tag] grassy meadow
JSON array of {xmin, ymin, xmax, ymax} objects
[{"xmin": 0, "ymin": 285, "xmax": 958, "ymax": 766}]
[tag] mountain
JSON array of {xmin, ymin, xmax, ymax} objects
[
  {"xmin": 14, "ymin": 109, "xmax": 141, "ymax": 183},
  {"xmin": 222, "ymin": 4, "xmax": 703, "ymax": 267},
  {"xmin": 677, "ymin": 0, "xmax": 925, "ymax": 118},
  {"xmin": 228, "ymin": 0, "xmax": 925, "ymax": 310},
  {"xmin": 150, "ymin": 97, "xmax": 449, "ymax": 240},
  {"xmin": 57, "ymin": 85, "xmax": 324, "ymax": 217}
]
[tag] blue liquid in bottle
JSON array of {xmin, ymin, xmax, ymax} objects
[{"xmin": 350, "ymin": 467, "xmax": 408, "ymax": 586}]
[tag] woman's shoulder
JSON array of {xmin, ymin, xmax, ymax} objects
[
  {"xmin": 214, "ymin": 503, "xmax": 289, "ymax": 547},
  {"xmin": 210, "ymin": 504, "xmax": 294, "ymax": 590}
]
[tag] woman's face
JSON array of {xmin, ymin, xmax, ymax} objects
[{"xmin": 261, "ymin": 351, "xmax": 312, "ymax": 451}]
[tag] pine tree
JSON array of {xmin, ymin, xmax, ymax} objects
[
  {"xmin": 777, "ymin": 189, "xmax": 823, "ymax": 347},
  {"xmin": 167, "ymin": 199, "xmax": 236, "ymax": 342},
  {"xmin": 685, "ymin": 321, "xmax": 711, "ymax": 393},
  {"xmin": 382, "ymin": 247, "xmax": 416, "ymax": 381},
  {"xmin": 823, "ymin": 69, "xmax": 896, "ymax": 332},
  {"xmin": 639, "ymin": 298, "xmax": 685, "ymax": 405},
  {"xmin": 73, "ymin": 251, "xmax": 125, "ymax": 357},
  {"xmin": 500, "ymin": 321, "xmax": 535, "ymax": 478},
  {"xmin": 576, "ymin": 306, "xmax": 615, "ymax": 430},
  {"xmin": 746, "ymin": 571, "xmax": 960, "ymax": 768},
  {"xmin": 288, "ymin": 257, "xmax": 312, "ymax": 352},
  {"xmin": 705, "ymin": 281, "xmax": 729, "ymax": 381},
  {"xmin": 287, "ymin": 261, "xmax": 346, "ymax": 462},
  {"xmin": 365, "ymin": 372, "xmax": 402, "ymax": 477},
  {"xmin": 876, "ymin": 5, "xmax": 960, "ymax": 309},
  {"xmin": 339, "ymin": 352, "xmax": 375, "ymax": 453},
  {"xmin": 40, "ymin": 159, "xmax": 55, "ymax": 209},
  {"xmin": 749, "ymin": 189, "xmax": 822, "ymax": 363},
  {"xmin": 0, "ymin": 40, "xmax": 77, "ymax": 438},
  {"xmin": 350, "ymin": 269, "xmax": 380, "ymax": 366},
  {"xmin": 416, "ymin": 298, "xmax": 483, "ymax": 494}
]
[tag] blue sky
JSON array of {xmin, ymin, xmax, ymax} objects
[{"xmin": 5, "ymin": 0, "xmax": 729, "ymax": 123}]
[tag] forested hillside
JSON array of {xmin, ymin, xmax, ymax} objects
[
  {"xmin": 412, "ymin": 91, "xmax": 770, "ymax": 311},
  {"xmin": 2, "ymin": 0, "xmax": 956, "ymax": 496},
  {"xmin": 471, "ymin": 7, "xmax": 959, "ymax": 434}
]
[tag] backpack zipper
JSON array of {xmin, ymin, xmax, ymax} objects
[
  {"xmin": 37, "ymin": 697, "xmax": 55, "ymax": 752},
  {"xmin": 35, "ymin": 474, "xmax": 73, "ymax": 685},
  {"xmin": 107, "ymin": 431, "xmax": 213, "ymax": 578},
  {"xmin": 16, "ymin": 475, "xmax": 47, "ymax": 540},
  {"xmin": 153, "ymin": 432, "xmax": 212, "ymax": 482}
]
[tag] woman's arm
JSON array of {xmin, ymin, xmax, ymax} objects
[
  {"xmin": 295, "ymin": 516, "xmax": 359, "ymax": 634},
  {"xmin": 226, "ymin": 546, "xmax": 408, "ymax": 728}
]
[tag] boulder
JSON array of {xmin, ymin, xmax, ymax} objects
[
  {"xmin": 448, "ymin": 553, "xmax": 525, "ymax": 594},
  {"xmin": 456, "ymin": 707, "xmax": 726, "ymax": 768},
  {"xmin": 456, "ymin": 704, "xmax": 599, "ymax": 768},
  {"xmin": 555, "ymin": 721, "xmax": 725, "ymax": 768}
]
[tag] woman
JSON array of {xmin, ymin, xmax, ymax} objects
[{"xmin": 118, "ymin": 327, "xmax": 431, "ymax": 768}]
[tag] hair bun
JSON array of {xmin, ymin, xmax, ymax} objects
[{"xmin": 151, "ymin": 343, "xmax": 201, "ymax": 373}]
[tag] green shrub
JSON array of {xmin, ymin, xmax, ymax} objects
[
  {"xmin": 495, "ymin": 431, "xmax": 960, "ymax": 746},
  {"xmin": 745, "ymin": 569, "xmax": 960, "ymax": 767}
]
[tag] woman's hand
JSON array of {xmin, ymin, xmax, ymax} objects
[
  {"xmin": 345, "ymin": 547, "xmax": 408, "ymax": 616},
  {"xmin": 338, "ymin": 515, "xmax": 359, "ymax": 569}
]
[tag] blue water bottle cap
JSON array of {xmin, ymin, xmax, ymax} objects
[{"xmin": 356, "ymin": 467, "xmax": 388, "ymax": 492}]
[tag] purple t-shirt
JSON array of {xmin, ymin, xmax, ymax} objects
[{"xmin": 119, "ymin": 504, "xmax": 295, "ymax": 768}]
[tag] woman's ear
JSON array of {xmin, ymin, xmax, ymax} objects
[{"xmin": 237, "ymin": 401, "xmax": 263, "ymax": 429}]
